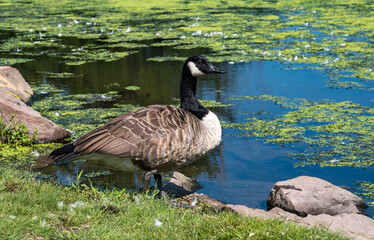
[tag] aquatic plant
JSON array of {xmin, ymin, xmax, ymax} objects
[
  {"xmin": 225, "ymin": 94, "xmax": 374, "ymax": 168},
  {"xmin": 0, "ymin": 0, "xmax": 373, "ymax": 89},
  {"xmin": 0, "ymin": 114, "xmax": 37, "ymax": 146},
  {"xmin": 31, "ymin": 84, "xmax": 139, "ymax": 140}
]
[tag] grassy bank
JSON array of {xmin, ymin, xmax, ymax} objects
[{"xmin": 0, "ymin": 167, "xmax": 346, "ymax": 239}]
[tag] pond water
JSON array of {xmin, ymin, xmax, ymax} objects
[{"xmin": 14, "ymin": 47, "xmax": 374, "ymax": 217}]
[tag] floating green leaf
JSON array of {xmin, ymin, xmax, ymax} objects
[{"xmin": 124, "ymin": 86, "xmax": 141, "ymax": 91}]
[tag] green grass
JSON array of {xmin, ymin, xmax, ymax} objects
[{"xmin": 0, "ymin": 167, "xmax": 347, "ymax": 239}]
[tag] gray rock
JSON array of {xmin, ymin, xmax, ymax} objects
[
  {"xmin": 270, "ymin": 207, "xmax": 374, "ymax": 240},
  {"xmin": 164, "ymin": 172, "xmax": 200, "ymax": 197},
  {"xmin": 0, "ymin": 89, "xmax": 70, "ymax": 143},
  {"xmin": 267, "ymin": 176, "xmax": 367, "ymax": 216},
  {"xmin": 0, "ymin": 66, "xmax": 33, "ymax": 103}
]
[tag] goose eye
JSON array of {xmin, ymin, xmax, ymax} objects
[{"xmin": 197, "ymin": 60, "xmax": 202, "ymax": 64}]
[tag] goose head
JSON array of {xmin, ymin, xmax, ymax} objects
[
  {"xmin": 184, "ymin": 56, "xmax": 226, "ymax": 77},
  {"xmin": 180, "ymin": 56, "xmax": 226, "ymax": 120}
]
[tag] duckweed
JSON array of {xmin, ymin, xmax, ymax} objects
[
  {"xmin": 225, "ymin": 95, "xmax": 374, "ymax": 168},
  {"xmin": 31, "ymin": 84, "xmax": 139, "ymax": 140},
  {"xmin": 0, "ymin": 0, "xmax": 373, "ymax": 88}
]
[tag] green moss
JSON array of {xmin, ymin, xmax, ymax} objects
[{"xmin": 226, "ymin": 94, "xmax": 374, "ymax": 168}]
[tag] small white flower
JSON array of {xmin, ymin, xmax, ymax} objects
[
  {"xmin": 58, "ymin": 24, "xmax": 62, "ymax": 28},
  {"xmin": 86, "ymin": 22, "xmax": 92, "ymax": 25},
  {"xmin": 340, "ymin": 43, "xmax": 346, "ymax": 46},
  {"xmin": 180, "ymin": 35, "xmax": 186, "ymax": 39},
  {"xmin": 40, "ymin": 220, "xmax": 47, "ymax": 228},
  {"xmin": 154, "ymin": 218, "xmax": 162, "ymax": 227},
  {"xmin": 294, "ymin": 55, "xmax": 298, "ymax": 61},
  {"xmin": 58, "ymin": 33, "xmax": 62, "ymax": 37},
  {"xmin": 57, "ymin": 201, "xmax": 64, "ymax": 208},
  {"xmin": 228, "ymin": 61, "xmax": 235, "ymax": 64},
  {"xmin": 9, "ymin": 215, "xmax": 16, "ymax": 219},
  {"xmin": 55, "ymin": 112, "xmax": 59, "ymax": 117},
  {"xmin": 31, "ymin": 151, "xmax": 39, "ymax": 157},
  {"xmin": 330, "ymin": 159, "xmax": 339, "ymax": 163},
  {"xmin": 32, "ymin": 216, "xmax": 38, "ymax": 220},
  {"xmin": 322, "ymin": 59, "xmax": 329, "ymax": 65},
  {"xmin": 191, "ymin": 197, "xmax": 198, "ymax": 207},
  {"xmin": 69, "ymin": 201, "xmax": 85, "ymax": 211},
  {"xmin": 249, "ymin": 233, "xmax": 255, "ymax": 237},
  {"xmin": 324, "ymin": 47, "xmax": 330, "ymax": 51},
  {"xmin": 192, "ymin": 30, "xmax": 202, "ymax": 36},
  {"xmin": 73, "ymin": 19, "xmax": 79, "ymax": 24},
  {"xmin": 134, "ymin": 196, "xmax": 140, "ymax": 205},
  {"xmin": 304, "ymin": 44, "xmax": 310, "ymax": 48},
  {"xmin": 126, "ymin": 27, "xmax": 131, "ymax": 33}
]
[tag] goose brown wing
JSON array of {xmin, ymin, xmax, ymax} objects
[{"xmin": 72, "ymin": 105, "xmax": 194, "ymax": 159}]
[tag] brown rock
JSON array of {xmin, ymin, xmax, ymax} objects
[
  {"xmin": 164, "ymin": 172, "xmax": 200, "ymax": 197},
  {"xmin": 185, "ymin": 192, "xmax": 227, "ymax": 210},
  {"xmin": 0, "ymin": 89, "xmax": 70, "ymax": 143},
  {"xmin": 225, "ymin": 204, "xmax": 275, "ymax": 219},
  {"xmin": 267, "ymin": 176, "xmax": 367, "ymax": 216},
  {"xmin": 0, "ymin": 66, "xmax": 33, "ymax": 103}
]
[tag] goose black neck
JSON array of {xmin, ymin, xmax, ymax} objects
[{"xmin": 180, "ymin": 66, "xmax": 208, "ymax": 120}]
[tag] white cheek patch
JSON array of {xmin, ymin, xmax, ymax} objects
[{"xmin": 187, "ymin": 62, "xmax": 205, "ymax": 77}]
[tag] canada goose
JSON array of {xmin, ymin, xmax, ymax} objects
[{"xmin": 49, "ymin": 56, "xmax": 226, "ymax": 195}]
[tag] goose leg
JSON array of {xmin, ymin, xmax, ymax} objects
[
  {"xmin": 142, "ymin": 170, "xmax": 155, "ymax": 193},
  {"xmin": 154, "ymin": 173, "xmax": 167, "ymax": 198}
]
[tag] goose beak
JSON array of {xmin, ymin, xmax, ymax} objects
[{"xmin": 208, "ymin": 64, "xmax": 226, "ymax": 74}]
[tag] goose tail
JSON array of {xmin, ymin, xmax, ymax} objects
[
  {"xmin": 30, "ymin": 144, "xmax": 78, "ymax": 170},
  {"xmin": 49, "ymin": 143, "xmax": 78, "ymax": 162}
]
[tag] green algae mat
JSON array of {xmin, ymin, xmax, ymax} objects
[{"xmin": 0, "ymin": 0, "xmax": 373, "ymax": 88}]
